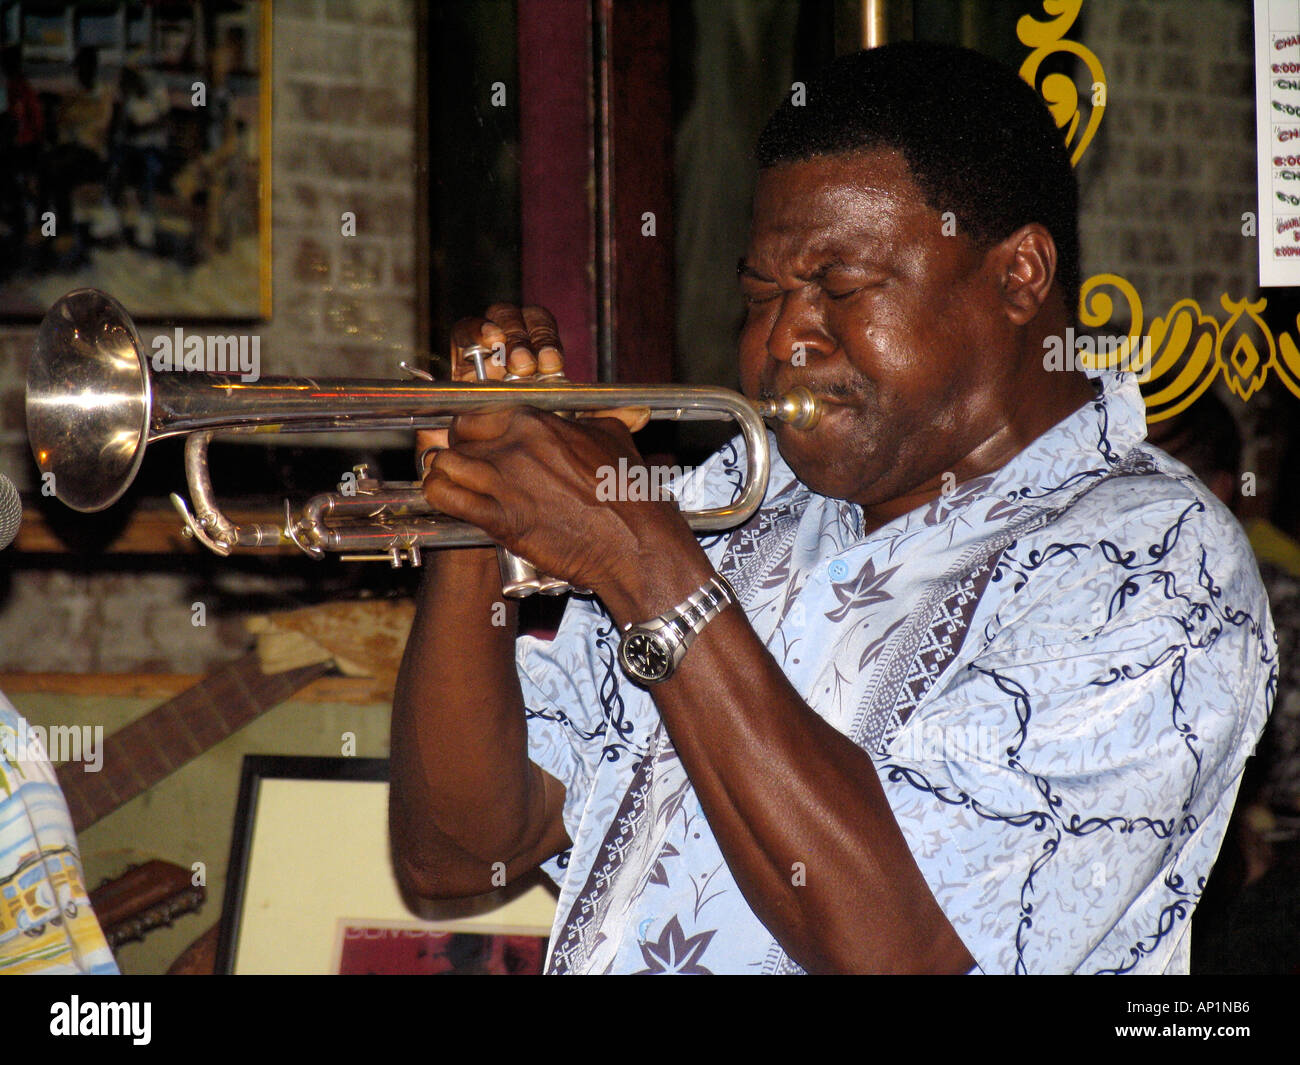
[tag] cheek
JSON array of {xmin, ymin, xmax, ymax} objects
[
  {"xmin": 828, "ymin": 295, "xmax": 898, "ymax": 356},
  {"xmin": 831, "ymin": 300, "xmax": 937, "ymax": 392},
  {"xmin": 737, "ymin": 310, "xmax": 771, "ymax": 388},
  {"xmin": 828, "ymin": 310, "xmax": 900, "ymax": 385}
]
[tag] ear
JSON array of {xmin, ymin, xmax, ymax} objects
[{"xmin": 992, "ymin": 223, "xmax": 1057, "ymax": 326}]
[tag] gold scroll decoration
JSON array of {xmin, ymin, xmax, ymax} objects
[
  {"xmin": 1017, "ymin": 4, "xmax": 1294, "ymax": 420},
  {"xmin": 1017, "ymin": 0, "xmax": 1107, "ymax": 166},
  {"xmin": 1079, "ymin": 273, "xmax": 1300, "ymax": 422}
]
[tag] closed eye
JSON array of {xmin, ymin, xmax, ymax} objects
[
  {"xmin": 740, "ymin": 281, "xmax": 780, "ymax": 305},
  {"xmin": 824, "ymin": 276, "xmax": 887, "ymax": 300}
]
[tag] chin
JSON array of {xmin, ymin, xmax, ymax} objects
[
  {"xmin": 775, "ymin": 430, "xmax": 872, "ymax": 502},
  {"xmin": 771, "ymin": 405, "xmax": 883, "ymax": 501}
]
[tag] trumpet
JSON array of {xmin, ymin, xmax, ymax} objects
[{"xmin": 26, "ymin": 289, "xmax": 822, "ymax": 596}]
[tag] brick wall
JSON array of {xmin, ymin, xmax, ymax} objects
[
  {"xmin": 1075, "ymin": 0, "xmax": 1258, "ymax": 317},
  {"xmin": 1072, "ymin": 0, "xmax": 1281, "ymax": 511},
  {"xmin": 0, "ymin": 0, "xmax": 418, "ymax": 671},
  {"xmin": 270, "ymin": 0, "xmax": 418, "ymax": 379}
]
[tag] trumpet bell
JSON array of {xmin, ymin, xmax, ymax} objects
[{"xmin": 27, "ymin": 289, "xmax": 151, "ymax": 513}]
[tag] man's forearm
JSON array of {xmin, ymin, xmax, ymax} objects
[
  {"xmin": 597, "ymin": 531, "xmax": 975, "ymax": 974},
  {"xmin": 390, "ymin": 548, "xmax": 567, "ymax": 898}
]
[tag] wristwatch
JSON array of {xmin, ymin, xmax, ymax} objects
[{"xmin": 617, "ymin": 573, "xmax": 738, "ymax": 685}]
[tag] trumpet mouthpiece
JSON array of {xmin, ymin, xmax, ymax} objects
[{"xmin": 759, "ymin": 386, "xmax": 822, "ymax": 430}]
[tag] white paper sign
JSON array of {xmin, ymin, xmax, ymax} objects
[{"xmin": 1257, "ymin": 0, "xmax": 1300, "ymax": 285}]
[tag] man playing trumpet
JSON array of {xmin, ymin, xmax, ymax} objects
[{"xmin": 390, "ymin": 43, "xmax": 1274, "ymax": 974}]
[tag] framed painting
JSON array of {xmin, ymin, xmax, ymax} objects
[
  {"xmin": 216, "ymin": 756, "xmax": 557, "ymax": 975},
  {"xmin": 0, "ymin": 0, "xmax": 270, "ymax": 319}
]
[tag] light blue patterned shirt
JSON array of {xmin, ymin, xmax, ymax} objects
[{"xmin": 518, "ymin": 372, "xmax": 1276, "ymax": 974}]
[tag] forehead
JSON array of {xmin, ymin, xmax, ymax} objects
[{"xmin": 749, "ymin": 149, "xmax": 935, "ymax": 256}]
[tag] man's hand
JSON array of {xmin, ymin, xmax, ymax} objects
[
  {"xmin": 418, "ymin": 304, "xmax": 676, "ymax": 596},
  {"xmin": 415, "ymin": 303, "xmax": 567, "ymax": 456}
]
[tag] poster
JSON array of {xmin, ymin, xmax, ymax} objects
[{"xmin": 1257, "ymin": 0, "xmax": 1300, "ymax": 285}]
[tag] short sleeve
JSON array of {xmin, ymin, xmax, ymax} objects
[{"xmin": 516, "ymin": 598, "xmax": 654, "ymax": 872}]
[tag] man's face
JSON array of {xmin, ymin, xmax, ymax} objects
[{"xmin": 739, "ymin": 149, "xmax": 1022, "ymax": 512}]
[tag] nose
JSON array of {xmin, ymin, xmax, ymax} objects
[{"xmin": 766, "ymin": 288, "xmax": 834, "ymax": 365}]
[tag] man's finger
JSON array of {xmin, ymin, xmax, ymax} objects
[
  {"xmin": 426, "ymin": 445, "xmax": 504, "ymax": 499},
  {"xmin": 420, "ymin": 464, "xmax": 503, "ymax": 535},
  {"xmin": 522, "ymin": 305, "xmax": 564, "ymax": 374},
  {"xmin": 414, "ymin": 428, "xmax": 449, "ymax": 476},
  {"xmin": 450, "ymin": 316, "xmax": 509, "ymax": 380},
  {"xmin": 484, "ymin": 303, "xmax": 539, "ymax": 375},
  {"xmin": 575, "ymin": 407, "xmax": 652, "ymax": 433},
  {"xmin": 447, "ymin": 408, "xmax": 521, "ymax": 445}
]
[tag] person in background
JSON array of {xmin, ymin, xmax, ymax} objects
[
  {"xmin": 0, "ymin": 690, "xmax": 117, "ymax": 974},
  {"xmin": 0, "ymin": 44, "xmax": 45, "ymax": 272},
  {"xmin": 108, "ymin": 64, "xmax": 171, "ymax": 250}
]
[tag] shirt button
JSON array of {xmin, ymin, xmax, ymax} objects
[{"xmin": 828, "ymin": 559, "xmax": 849, "ymax": 582}]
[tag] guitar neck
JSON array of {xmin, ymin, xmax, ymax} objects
[{"xmin": 56, "ymin": 652, "xmax": 329, "ymax": 832}]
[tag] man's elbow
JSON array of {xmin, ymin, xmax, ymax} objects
[
  {"xmin": 391, "ymin": 849, "xmax": 499, "ymax": 903},
  {"xmin": 388, "ymin": 812, "xmax": 501, "ymax": 901}
]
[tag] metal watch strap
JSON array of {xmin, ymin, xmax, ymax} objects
[
  {"xmin": 664, "ymin": 573, "xmax": 736, "ymax": 636},
  {"xmin": 617, "ymin": 573, "xmax": 737, "ymax": 684}
]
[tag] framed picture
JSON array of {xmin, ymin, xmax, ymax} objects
[
  {"xmin": 216, "ymin": 756, "xmax": 558, "ymax": 975},
  {"xmin": 0, "ymin": 0, "xmax": 270, "ymax": 319}
]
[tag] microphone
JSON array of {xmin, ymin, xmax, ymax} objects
[{"xmin": 0, "ymin": 474, "xmax": 21, "ymax": 551}]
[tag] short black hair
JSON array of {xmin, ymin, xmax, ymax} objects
[{"xmin": 756, "ymin": 42, "xmax": 1080, "ymax": 320}]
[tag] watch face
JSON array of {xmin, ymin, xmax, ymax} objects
[{"xmin": 620, "ymin": 630, "xmax": 673, "ymax": 683}]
